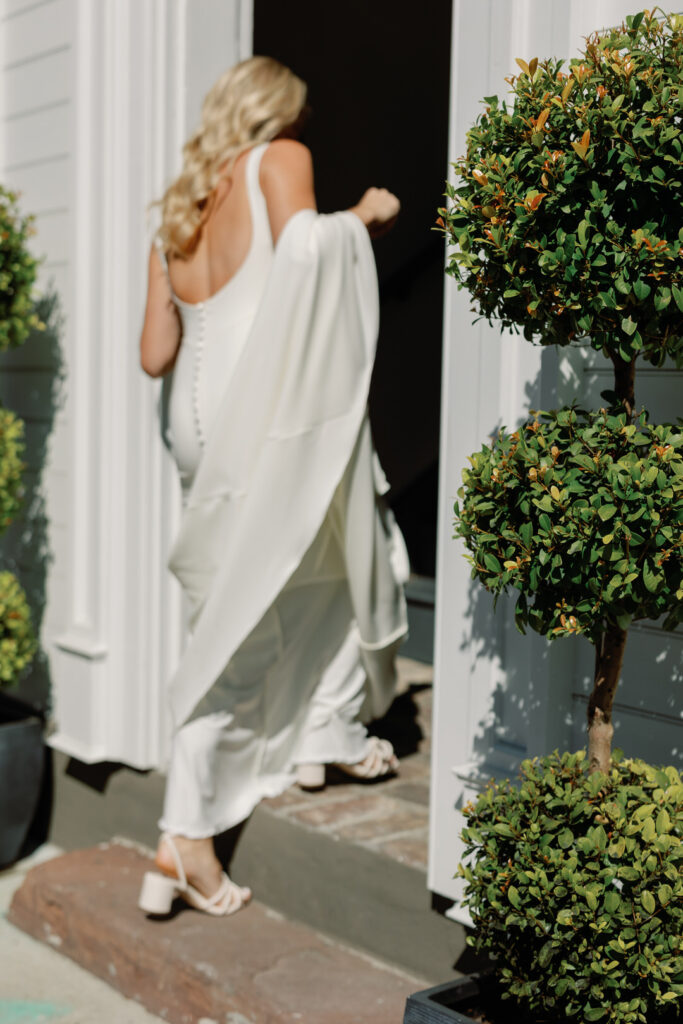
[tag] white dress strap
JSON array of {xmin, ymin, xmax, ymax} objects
[{"xmin": 244, "ymin": 143, "xmax": 272, "ymax": 246}]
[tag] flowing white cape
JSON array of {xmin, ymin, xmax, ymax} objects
[{"xmin": 167, "ymin": 209, "xmax": 408, "ymax": 730}]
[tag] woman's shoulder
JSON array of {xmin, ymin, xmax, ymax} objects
[{"xmin": 260, "ymin": 138, "xmax": 313, "ymax": 184}]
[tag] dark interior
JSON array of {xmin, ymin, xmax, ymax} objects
[{"xmin": 254, "ymin": 2, "xmax": 453, "ymax": 577}]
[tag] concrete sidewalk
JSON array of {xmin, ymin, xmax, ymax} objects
[{"xmin": 0, "ymin": 843, "xmax": 164, "ymax": 1023}]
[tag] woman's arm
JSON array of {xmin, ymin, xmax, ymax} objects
[
  {"xmin": 139, "ymin": 243, "xmax": 182, "ymax": 378},
  {"xmin": 260, "ymin": 138, "xmax": 317, "ymax": 244},
  {"xmin": 348, "ymin": 187, "xmax": 400, "ymax": 239}
]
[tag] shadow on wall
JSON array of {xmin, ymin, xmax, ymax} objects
[{"xmin": 0, "ymin": 288, "xmax": 66, "ymax": 716}]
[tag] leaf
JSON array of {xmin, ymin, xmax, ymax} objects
[
  {"xmin": 508, "ymin": 885, "xmax": 521, "ymax": 909},
  {"xmin": 585, "ymin": 1008, "xmax": 607, "ymax": 1021},
  {"xmin": 536, "ymin": 107, "xmax": 550, "ymax": 131},
  {"xmin": 658, "ymin": 884, "xmax": 673, "ymax": 906},
  {"xmin": 538, "ymin": 940, "xmax": 554, "ymax": 968},
  {"xmin": 515, "ymin": 57, "xmax": 530, "ymax": 76},
  {"xmin": 598, "ymin": 291, "xmax": 617, "ymax": 309},
  {"xmin": 672, "ymin": 283, "xmax": 683, "ymax": 312},
  {"xmin": 484, "ymin": 553, "xmax": 502, "ymax": 573},
  {"xmin": 557, "ymin": 908, "xmax": 573, "ymax": 926},
  {"xmin": 641, "ymin": 890, "xmax": 656, "ymax": 915},
  {"xmin": 598, "ymin": 504, "xmax": 616, "ymax": 521},
  {"xmin": 656, "ymin": 808, "xmax": 671, "ymax": 833},
  {"xmin": 655, "ymin": 287, "xmax": 671, "ymax": 311},
  {"xmin": 494, "ymin": 822, "xmax": 515, "ymax": 837},
  {"xmin": 621, "ymin": 317, "xmax": 637, "ymax": 336},
  {"xmin": 604, "ymin": 891, "xmax": 621, "ymax": 913},
  {"xmin": 558, "ymin": 828, "xmax": 574, "ymax": 849},
  {"xmin": 643, "ymin": 564, "xmax": 661, "ymax": 593}
]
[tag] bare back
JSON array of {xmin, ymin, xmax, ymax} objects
[
  {"xmin": 167, "ymin": 150, "xmax": 255, "ymax": 305},
  {"xmin": 140, "ymin": 138, "xmax": 317, "ymax": 378}
]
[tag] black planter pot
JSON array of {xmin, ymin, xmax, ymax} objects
[
  {"xmin": 404, "ymin": 973, "xmax": 491, "ymax": 1024},
  {"xmin": 0, "ymin": 689, "xmax": 46, "ymax": 868}
]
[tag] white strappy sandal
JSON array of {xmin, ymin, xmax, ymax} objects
[
  {"xmin": 138, "ymin": 832, "xmax": 252, "ymax": 916},
  {"xmin": 296, "ymin": 736, "xmax": 399, "ymax": 790}
]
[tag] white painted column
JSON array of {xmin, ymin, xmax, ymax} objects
[{"xmin": 47, "ymin": 0, "xmax": 245, "ymax": 767}]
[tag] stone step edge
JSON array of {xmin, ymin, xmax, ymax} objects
[{"xmin": 8, "ymin": 840, "xmax": 429, "ymax": 1024}]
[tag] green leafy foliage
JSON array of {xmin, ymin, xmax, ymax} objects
[
  {"xmin": 0, "ymin": 571, "xmax": 36, "ymax": 685},
  {"xmin": 440, "ymin": 10, "xmax": 683, "ymax": 367},
  {"xmin": 0, "ymin": 186, "xmax": 40, "ymax": 352},
  {"xmin": 0, "ymin": 183, "xmax": 37, "ymax": 687},
  {"xmin": 454, "ymin": 406, "xmax": 683, "ymax": 643},
  {"xmin": 459, "ymin": 751, "xmax": 683, "ymax": 1023},
  {"xmin": 0, "ymin": 407, "xmax": 26, "ymax": 534}
]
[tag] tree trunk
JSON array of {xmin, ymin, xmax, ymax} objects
[
  {"xmin": 610, "ymin": 354, "xmax": 636, "ymax": 418},
  {"xmin": 587, "ymin": 624, "xmax": 628, "ymax": 773},
  {"xmin": 586, "ymin": 353, "xmax": 637, "ymax": 772}
]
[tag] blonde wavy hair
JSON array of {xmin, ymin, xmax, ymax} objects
[{"xmin": 156, "ymin": 56, "xmax": 307, "ymax": 260}]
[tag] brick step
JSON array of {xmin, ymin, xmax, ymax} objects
[
  {"xmin": 41, "ymin": 659, "xmax": 466, "ymax": 981},
  {"xmin": 8, "ymin": 841, "xmax": 425, "ymax": 1024}
]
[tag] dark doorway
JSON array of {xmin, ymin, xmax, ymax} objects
[{"xmin": 254, "ymin": 4, "xmax": 452, "ymax": 651}]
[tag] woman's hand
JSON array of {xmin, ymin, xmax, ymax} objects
[{"xmin": 349, "ymin": 187, "xmax": 400, "ymax": 239}]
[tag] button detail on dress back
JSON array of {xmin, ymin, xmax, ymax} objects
[{"xmin": 193, "ymin": 304, "xmax": 207, "ymax": 448}]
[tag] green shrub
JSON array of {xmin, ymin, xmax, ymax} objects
[
  {"xmin": 0, "ymin": 184, "xmax": 38, "ymax": 687},
  {"xmin": 441, "ymin": 10, "xmax": 683, "ymax": 367},
  {"xmin": 459, "ymin": 750, "xmax": 683, "ymax": 1023},
  {"xmin": 0, "ymin": 571, "xmax": 36, "ymax": 685},
  {"xmin": 0, "ymin": 406, "xmax": 26, "ymax": 533},
  {"xmin": 455, "ymin": 405, "xmax": 683, "ymax": 642},
  {"xmin": 0, "ymin": 186, "xmax": 41, "ymax": 352}
]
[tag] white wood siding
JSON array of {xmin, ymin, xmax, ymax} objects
[{"xmin": 0, "ymin": 0, "xmax": 75, "ymax": 711}]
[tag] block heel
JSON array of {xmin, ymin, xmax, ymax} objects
[
  {"xmin": 296, "ymin": 738, "xmax": 399, "ymax": 791},
  {"xmin": 296, "ymin": 763, "xmax": 326, "ymax": 789},
  {"xmin": 138, "ymin": 870, "xmax": 178, "ymax": 914}
]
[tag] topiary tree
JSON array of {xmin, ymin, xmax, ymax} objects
[
  {"xmin": 441, "ymin": 9, "xmax": 683, "ymax": 773},
  {"xmin": 0, "ymin": 187, "xmax": 41, "ymax": 353},
  {"xmin": 459, "ymin": 751, "xmax": 682, "ymax": 1023},
  {"xmin": 0, "ymin": 187, "xmax": 38, "ymax": 687}
]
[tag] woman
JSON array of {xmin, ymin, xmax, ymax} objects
[{"xmin": 138, "ymin": 56, "xmax": 408, "ymax": 918}]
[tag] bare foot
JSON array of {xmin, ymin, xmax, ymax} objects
[{"xmin": 154, "ymin": 834, "xmax": 224, "ymax": 899}]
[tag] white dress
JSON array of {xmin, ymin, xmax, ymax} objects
[{"xmin": 157, "ymin": 143, "xmax": 408, "ymax": 838}]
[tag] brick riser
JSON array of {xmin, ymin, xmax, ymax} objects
[{"xmin": 233, "ymin": 748, "xmax": 466, "ymax": 980}]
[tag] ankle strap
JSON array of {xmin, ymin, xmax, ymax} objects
[{"xmin": 160, "ymin": 832, "xmax": 187, "ymax": 888}]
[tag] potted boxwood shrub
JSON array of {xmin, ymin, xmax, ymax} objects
[
  {"xmin": 405, "ymin": 10, "xmax": 682, "ymax": 1023},
  {"xmin": 0, "ymin": 184, "xmax": 41, "ymax": 867}
]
